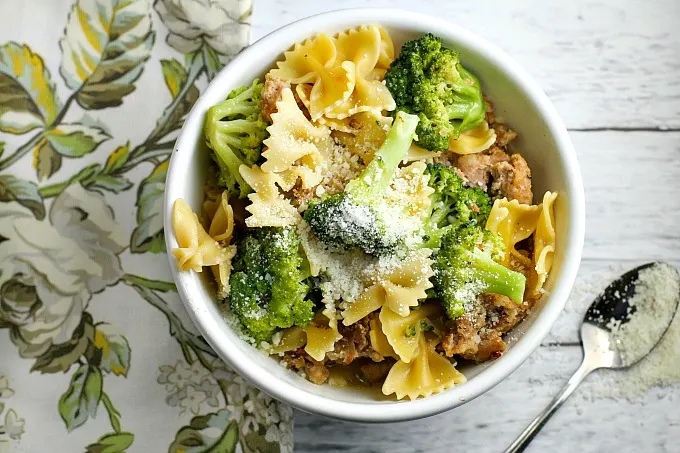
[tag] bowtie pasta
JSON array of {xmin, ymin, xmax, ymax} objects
[{"xmin": 171, "ymin": 28, "xmax": 559, "ymax": 400}]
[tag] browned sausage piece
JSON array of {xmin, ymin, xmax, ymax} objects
[
  {"xmin": 441, "ymin": 304, "xmax": 486, "ymax": 358},
  {"xmin": 489, "ymin": 153, "xmax": 533, "ymax": 204},
  {"xmin": 261, "ymin": 74, "xmax": 290, "ymax": 123},
  {"xmin": 463, "ymin": 330, "xmax": 506, "ymax": 362},
  {"xmin": 358, "ymin": 360, "xmax": 394, "ymax": 384},
  {"xmin": 304, "ymin": 360, "xmax": 330, "ymax": 384},
  {"xmin": 454, "ymin": 147, "xmax": 510, "ymax": 189}
]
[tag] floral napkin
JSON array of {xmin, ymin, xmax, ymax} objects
[{"xmin": 0, "ymin": 1, "xmax": 293, "ymax": 452}]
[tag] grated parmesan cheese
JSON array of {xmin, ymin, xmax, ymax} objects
[
  {"xmin": 293, "ymin": 139, "xmax": 364, "ymax": 211},
  {"xmin": 610, "ymin": 264, "xmax": 678, "ymax": 367},
  {"xmin": 540, "ymin": 263, "xmax": 680, "ymax": 403},
  {"xmin": 298, "ymin": 220, "xmax": 377, "ymax": 304},
  {"xmin": 595, "ymin": 263, "xmax": 680, "ymax": 398}
]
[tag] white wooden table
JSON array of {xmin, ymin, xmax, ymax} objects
[{"xmin": 253, "ymin": 1, "xmax": 680, "ymax": 451}]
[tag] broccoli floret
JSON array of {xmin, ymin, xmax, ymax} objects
[
  {"xmin": 229, "ymin": 227, "xmax": 314, "ymax": 342},
  {"xmin": 385, "ymin": 34, "xmax": 486, "ymax": 151},
  {"xmin": 423, "ymin": 163, "xmax": 492, "ymax": 248},
  {"xmin": 432, "ymin": 223, "xmax": 526, "ymax": 319},
  {"xmin": 303, "ymin": 111, "xmax": 420, "ymax": 255},
  {"xmin": 482, "ymin": 228, "xmax": 507, "ymax": 264},
  {"xmin": 205, "ymin": 79, "xmax": 268, "ymax": 199}
]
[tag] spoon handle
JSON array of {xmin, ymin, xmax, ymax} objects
[{"xmin": 504, "ymin": 360, "xmax": 594, "ymax": 453}]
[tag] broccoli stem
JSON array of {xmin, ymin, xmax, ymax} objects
[
  {"xmin": 447, "ymin": 103, "xmax": 472, "ymax": 120},
  {"xmin": 211, "ymin": 103, "xmax": 260, "ymax": 120},
  {"xmin": 215, "ymin": 119, "xmax": 263, "ymax": 134},
  {"xmin": 212, "ymin": 143, "xmax": 249, "ymax": 193},
  {"xmin": 213, "ymin": 132, "xmax": 248, "ymax": 150},
  {"xmin": 213, "ymin": 121, "xmax": 264, "ymax": 146},
  {"xmin": 423, "ymin": 224, "xmax": 452, "ymax": 249},
  {"xmin": 345, "ymin": 111, "xmax": 419, "ymax": 202},
  {"xmin": 448, "ymin": 66, "xmax": 485, "ymax": 129},
  {"xmin": 429, "ymin": 204, "xmax": 450, "ymax": 229},
  {"xmin": 467, "ymin": 248, "xmax": 526, "ymax": 304},
  {"xmin": 209, "ymin": 84, "xmax": 261, "ymax": 118},
  {"xmin": 207, "ymin": 85, "xmax": 260, "ymax": 121}
]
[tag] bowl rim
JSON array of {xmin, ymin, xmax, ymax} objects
[{"xmin": 163, "ymin": 7, "xmax": 585, "ymax": 423}]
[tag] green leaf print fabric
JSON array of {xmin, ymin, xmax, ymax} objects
[{"xmin": 0, "ymin": 1, "xmax": 293, "ymax": 452}]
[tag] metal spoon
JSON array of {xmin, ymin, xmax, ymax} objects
[{"xmin": 505, "ymin": 262, "xmax": 680, "ymax": 453}]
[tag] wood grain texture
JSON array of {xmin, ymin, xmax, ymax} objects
[
  {"xmin": 250, "ymin": 2, "xmax": 680, "ymax": 451},
  {"xmin": 574, "ymin": 131, "xmax": 680, "ymax": 260},
  {"xmin": 294, "ymin": 345, "xmax": 679, "ymax": 453},
  {"xmin": 252, "ymin": 0, "xmax": 680, "ymax": 130}
]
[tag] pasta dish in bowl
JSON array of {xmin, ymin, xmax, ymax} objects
[{"xmin": 164, "ymin": 8, "xmax": 584, "ymax": 422}]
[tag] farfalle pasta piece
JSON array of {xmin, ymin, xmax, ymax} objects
[
  {"xmin": 322, "ymin": 75, "xmax": 394, "ymax": 119},
  {"xmin": 270, "ymin": 33, "xmax": 355, "ymax": 120},
  {"xmin": 269, "ymin": 326, "xmax": 307, "ymax": 354},
  {"xmin": 405, "ymin": 143, "xmax": 441, "ymax": 162},
  {"xmin": 486, "ymin": 197, "xmax": 542, "ymax": 268},
  {"xmin": 305, "ymin": 326, "xmax": 339, "ymax": 361},
  {"xmin": 324, "ymin": 25, "xmax": 396, "ymax": 119},
  {"xmin": 375, "ymin": 25, "xmax": 395, "ymax": 70},
  {"xmin": 172, "ymin": 195, "xmax": 238, "ymax": 300},
  {"xmin": 531, "ymin": 191, "xmax": 558, "ymax": 296},
  {"xmin": 448, "ymin": 121, "xmax": 497, "ymax": 155},
  {"xmin": 378, "ymin": 249, "xmax": 434, "ymax": 316},
  {"xmin": 293, "ymin": 84, "xmax": 347, "ymax": 129},
  {"xmin": 201, "ymin": 174, "xmax": 223, "ymax": 226},
  {"xmin": 385, "ymin": 161, "xmax": 435, "ymax": 220},
  {"xmin": 262, "ymin": 87, "xmax": 331, "ymax": 190},
  {"xmin": 269, "ymin": 33, "xmax": 338, "ymax": 83},
  {"xmin": 208, "ymin": 191, "xmax": 235, "ymax": 241},
  {"xmin": 382, "ymin": 336, "xmax": 466, "ymax": 400},
  {"xmin": 211, "ymin": 252, "xmax": 236, "ymax": 299},
  {"xmin": 297, "ymin": 220, "xmax": 340, "ymax": 278},
  {"xmin": 331, "ymin": 111, "xmax": 393, "ymax": 162},
  {"xmin": 335, "ymin": 25, "xmax": 383, "ymax": 77},
  {"xmin": 369, "ymin": 316, "xmax": 397, "ymax": 359},
  {"xmin": 380, "ymin": 303, "xmax": 441, "ymax": 363},
  {"xmin": 172, "ymin": 199, "xmax": 223, "ymax": 272},
  {"xmin": 304, "ymin": 309, "xmax": 342, "ymax": 361},
  {"xmin": 239, "ymin": 165, "xmax": 300, "ymax": 227},
  {"xmin": 208, "ymin": 192, "xmax": 237, "ymax": 298},
  {"xmin": 296, "ymin": 83, "xmax": 393, "ymax": 158},
  {"xmin": 341, "ymin": 284, "xmax": 384, "ymax": 327},
  {"xmin": 272, "ymin": 25, "xmax": 396, "ymax": 120},
  {"xmin": 341, "ymin": 249, "xmax": 434, "ymax": 325}
]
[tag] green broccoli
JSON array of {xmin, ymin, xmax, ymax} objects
[
  {"xmin": 303, "ymin": 111, "xmax": 420, "ymax": 255},
  {"xmin": 432, "ymin": 223, "xmax": 525, "ymax": 319},
  {"xmin": 481, "ymin": 228, "xmax": 507, "ymax": 265},
  {"xmin": 385, "ymin": 34, "xmax": 486, "ymax": 151},
  {"xmin": 229, "ymin": 227, "xmax": 314, "ymax": 342},
  {"xmin": 205, "ymin": 79, "xmax": 268, "ymax": 199},
  {"xmin": 423, "ymin": 163, "xmax": 492, "ymax": 248}
]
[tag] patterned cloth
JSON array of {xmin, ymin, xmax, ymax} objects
[{"xmin": 0, "ymin": 1, "xmax": 293, "ymax": 452}]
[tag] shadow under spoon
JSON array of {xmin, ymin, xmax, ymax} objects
[{"xmin": 504, "ymin": 262, "xmax": 680, "ymax": 453}]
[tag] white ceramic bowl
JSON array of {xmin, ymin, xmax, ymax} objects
[{"xmin": 164, "ymin": 8, "xmax": 585, "ymax": 423}]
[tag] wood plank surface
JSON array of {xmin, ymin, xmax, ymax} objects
[
  {"xmin": 574, "ymin": 131, "xmax": 680, "ymax": 260},
  {"xmin": 252, "ymin": 0, "xmax": 680, "ymax": 130},
  {"xmin": 293, "ymin": 345, "xmax": 678, "ymax": 453}
]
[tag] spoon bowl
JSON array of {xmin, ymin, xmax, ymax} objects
[
  {"xmin": 582, "ymin": 262, "xmax": 680, "ymax": 370},
  {"xmin": 506, "ymin": 262, "xmax": 680, "ymax": 453}
]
